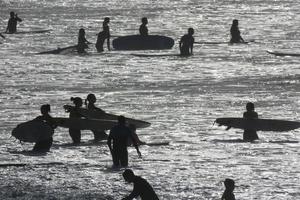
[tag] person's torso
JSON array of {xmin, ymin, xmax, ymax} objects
[{"xmin": 134, "ymin": 177, "xmax": 159, "ymax": 200}]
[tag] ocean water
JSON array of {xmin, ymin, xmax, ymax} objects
[{"xmin": 0, "ymin": 0, "xmax": 299, "ymax": 199}]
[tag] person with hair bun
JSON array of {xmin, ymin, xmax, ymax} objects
[
  {"xmin": 243, "ymin": 102, "xmax": 259, "ymax": 141},
  {"xmin": 33, "ymin": 104, "xmax": 57, "ymax": 152}
]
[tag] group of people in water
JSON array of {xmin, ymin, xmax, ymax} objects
[{"xmin": 2, "ymin": 11, "xmax": 245, "ymax": 56}]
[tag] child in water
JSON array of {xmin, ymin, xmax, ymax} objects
[
  {"xmin": 77, "ymin": 28, "xmax": 90, "ymax": 53},
  {"xmin": 221, "ymin": 178, "xmax": 236, "ymax": 200},
  {"xmin": 243, "ymin": 102, "xmax": 259, "ymax": 141},
  {"xmin": 85, "ymin": 93, "xmax": 108, "ymax": 141},
  {"xmin": 64, "ymin": 97, "xmax": 84, "ymax": 144},
  {"xmin": 33, "ymin": 104, "xmax": 57, "ymax": 152},
  {"xmin": 179, "ymin": 28, "xmax": 194, "ymax": 56}
]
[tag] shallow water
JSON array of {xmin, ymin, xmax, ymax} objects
[{"xmin": 0, "ymin": 0, "xmax": 299, "ymax": 199}]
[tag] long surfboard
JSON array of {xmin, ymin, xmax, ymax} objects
[
  {"xmin": 63, "ymin": 105, "xmax": 151, "ymax": 128},
  {"xmin": 267, "ymin": 50, "xmax": 300, "ymax": 57},
  {"xmin": 54, "ymin": 117, "xmax": 117, "ymax": 130},
  {"xmin": 215, "ymin": 117, "xmax": 300, "ymax": 132},
  {"xmin": 12, "ymin": 120, "xmax": 54, "ymax": 143},
  {"xmin": 37, "ymin": 45, "xmax": 78, "ymax": 55},
  {"xmin": 2, "ymin": 29, "xmax": 51, "ymax": 35}
]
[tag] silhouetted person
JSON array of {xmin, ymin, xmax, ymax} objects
[
  {"xmin": 128, "ymin": 124, "xmax": 145, "ymax": 146},
  {"xmin": 95, "ymin": 17, "xmax": 111, "ymax": 52},
  {"xmin": 107, "ymin": 115, "xmax": 141, "ymax": 167},
  {"xmin": 5, "ymin": 11, "xmax": 22, "ymax": 33},
  {"xmin": 243, "ymin": 102, "xmax": 259, "ymax": 141},
  {"xmin": 179, "ymin": 28, "xmax": 194, "ymax": 56},
  {"xmin": 77, "ymin": 28, "xmax": 90, "ymax": 53},
  {"xmin": 33, "ymin": 104, "xmax": 57, "ymax": 152},
  {"xmin": 85, "ymin": 93, "xmax": 108, "ymax": 141},
  {"xmin": 139, "ymin": 17, "xmax": 148, "ymax": 36},
  {"xmin": 122, "ymin": 169, "xmax": 159, "ymax": 200},
  {"xmin": 64, "ymin": 97, "xmax": 84, "ymax": 144},
  {"xmin": 230, "ymin": 19, "xmax": 244, "ymax": 43},
  {"xmin": 221, "ymin": 178, "xmax": 236, "ymax": 200}
]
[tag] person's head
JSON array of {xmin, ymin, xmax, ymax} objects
[
  {"xmin": 71, "ymin": 97, "xmax": 83, "ymax": 107},
  {"xmin": 232, "ymin": 19, "xmax": 239, "ymax": 26},
  {"xmin": 79, "ymin": 28, "xmax": 85, "ymax": 37},
  {"xmin": 104, "ymin": 17, "xmax": 110, "ymax": 24},
  {"xmin": 10, "ymin": 11, "xmax": 15, "ymax": 18},
  {"xmin": 40, "ymin": 104, "xmax": 51, "ymax": 115},
  {"xmin": 86, "ymin": 93, "xmax": 96, "ymax": 104},
  {"xmin": 141, "ymin": 17, "xmax": 148, "ymax": 25},
  {"xmin": 117, "ymin": 115, "xmax": 126, "ymax": 125},
  {"xmin": 123, "ymin": 169, "xmax": 135, "ymax": 183},
  {"xmin": 224, "ymin": 178, "xmax": 235, "ymax": 191},
  {"xmin": 188, "ymin": 27, "xmax": 194, "ymax": 35},
  {"xmin": 246, "ymin": 102, "xmax": 255, "ymax": 112}
]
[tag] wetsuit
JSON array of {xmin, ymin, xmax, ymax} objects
[
  {"xmin": 32, "ymin": 115, "xmax": 56, "ymax": 152},
  {"xmin": 230, "ymin": 25, "xmax": 243, "ymax": 43},
  {"xmin": 139, "ymin": 24, "xmax": 148, "ymax": 36},
  {"xmin": 95, "ymin": 23, "xmax": 110, "ymax": 52},
  {"xmin": 6, "ymin": 15, "xmax": 22, "ymax": 33},
  {"xmin": 107, "ymin": 124, "xmax": 137, "ymax": 167},
  {"xmin": 123, "ymin": 176, "xmax": 159, "ymax": 200},
  {"xmin": 179, "ymin": 34, "xmax": 194, "ymax": 56},
  {"xmin": 243, "ymin": 111, "xmax": 259, "ymax": 141}
]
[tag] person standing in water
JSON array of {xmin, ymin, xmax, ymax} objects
[
  {"xmin": 221, "ymin": 178, "xmax": 236, "ymax": 200},
  {"xmin": 85, "ymin": 93, "xmax": 108, "ymax": 141},
  {"xmin": 64, "ymin": 97, "xmax": 84, "ymax": 144},
  {"xmin": 230, "ymin": 19, "xmax": 245, "ymax": 43},
  {"xmin": 33, "ymin": 104, "xmax": 57, "ymax": 152},
  {"xmin": 77, "ymin": 28, "xmax": 90, "ymax": 53},
  {"xmin": 122, "ymin": 169, "xmax": 159, "ymax": 200},
  {"xmin": 107, "ymin": 115, "xmax": 141, "ymax": 167},
  {"xmin": 5, "ymin": 11, "xmax": 22, "ymax": 34},
  {"xmin": 179, "ymin": 27, "xmax": 194, "ymax": 56},
  {"xmin": 243, "ymin": 102, "xmax": 259, "ymax": 141},
  {"xmin": 139, "ymin": 17, "xmax": 148, "ymax": 36},
  {"xmin": 95, "ymin": 17, "xmax": 111, "ymax": 52}
]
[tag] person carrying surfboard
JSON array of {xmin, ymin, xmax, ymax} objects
[
  {"xmin": 179, "ymin": 27, "xmax": 194, "ymax": 56},
  {"xmin": 139, "ymin": 17, "xmax": 148, "ymax": 36},
  {"xmin": 5, "ymin": 11, "xmax": 22, "ymax": 34},
  {"xmin": 64, "ymin": 97, "xmax": 84, "ymax": 144},
  {"xmin": 122, "ymin": 169, "xmax": 159, "ymax": 200},
  {"xmin": 230, "ymin": 19, "xmax": 245, "ymax": 44},
  {"xmin": 85, "ymin": 93, "xmax": 108, "ymax": 141},
  {"xmin": 107, "ymin": 115, "xmax": 141, "ymax": 167},
  {"xmin": 77, "ymin": 28, "xmax": 90, "ymax": 53},
  {"xmin": 32, "ymin": 104, "xmax": 57, "ymax": 152},
  {"xmin": 95, "ymin": 17, "xmax": 111, "ymax": 52},
  {"xmin": 221, "ymin": 178, "xmax": 236, "ymax": 200},
  {"xmin": 243, "ymin": 102, "xmax": 259, "ymax": 141}
]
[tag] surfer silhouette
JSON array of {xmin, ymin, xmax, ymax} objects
[
  {"xmin": 64, "ymin": 97, "xmax": 84, "ymax": 144},
  {"xmin": 5, "ymin": 11, "xmax": 22, "ymax": 34},
  {"xmin": 230, "ymin": 19, "xmax": 245, "ymax": 43},
  {"xmin": 139, "ymin": 17, "xmax": 148, "ymax": 36},
  {"xmin": 221, "ymin": 178, "xmax": 236, "ymax": 200},
  {"xmin": 122, "ymin": 169, "xmax": 159, "ymax": 200},
  {"xmin": 33, "ymin": 104, "xmax": 57, "ymax": 152},
  {"xmin": 179, "ymin": 28, "xmax": 194, "ymax": 56},
  {"xmin": 107, "ymin": 115, "xmax": 141, "ymax": 167},
  {"xmin": 95, "ymin": 17, "xmax": 111, "ymax": 52},
  {"xmin": 77, "ymin": 28, "xmax": 90, "ymax": 53},
  {"xmin": 243, "ymin": 102, "xmax": 259, "ymax": 141},
  {"xmin": 85, "ymin": 93, "xmax": 108, "ymax": 141}
]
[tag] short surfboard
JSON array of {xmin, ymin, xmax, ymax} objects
[{"xmin": 215, "ymin": 117, "xmax": 300, "ymax": 132}]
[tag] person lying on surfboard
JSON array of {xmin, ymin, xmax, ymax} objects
[
  {"xmin": 77, "ymin": 28, "xmax": 91, "ymax": 53},
  {"xmin": 243, "ymin": 102, "xmax": 259, "ymax": 141},
  {"xmin": 64, "ymin": 97, "xmax": 84, "ymax": 144},
  {"xmin": 221, "ymin": 178, "xmax": 236, "ymax": 200},
  {"xmin": 139, "ymin": 17, "xmax": 148, "ymax": 36},
  {"xmin": 179, "ymin": 28, "xmax": 194, "ymax": 56},
  {"xmin": 95, "ymin": 17, "xmax": 111, "ymax": 52},
  {"xmin": 230, "ymin": 19, "xmax": 245, "ymax": 43},
  {"xmin": 5, "ymin": 11, "xmax": 22, "ymax": 34},
  {"xmin": 33, "ymin": 104, "xmax": 57, "ymax": 152},
  {"xmin": 85, "ymin": 93, "xmax": 108, "ymax": 141}
]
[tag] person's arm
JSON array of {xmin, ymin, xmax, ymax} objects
[
  {"xmin": 190, "ymin": 38, "xmax": 194, "ymax": 54},
  {"xmin": 5, "ymin": 19, "xmax": 10, "ymax": 33},
  {"xmin": 107, "ymin": 132, "xmax": 113, "ymax": 153},
  {"xmin": 15, "ymin": 14, "xmax": 22, "ymax": 22},
  {"xmin": 130, "ymin": 132, "xmax": 141, "ymax": 157},
  {"xmin": 107, "ymin": 28, "xmax": 111, "ymax": 50},
  {"xmin": 122, "ymin": 183, "xmax": 140, "ymax": 200}
]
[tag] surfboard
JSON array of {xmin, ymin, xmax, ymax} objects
[
  {"xmin": 131, "ymin": 53, "xmax": 184, "ymax": 57},
  {"xmin": 215, "ymin": 117, "xmax": 300, "ymax": 132},
  {"xmin": 2, "ymin": 29, "xmax": 51, "ymax": 34},
  {"xmin": 37, "ymin": 45, "xmax": 78, "ymax": 54},
  {"xmin": 195, "ymin": 40, "xmax": 254, "ymax": 45},
  {"xmin": 54, "ymin": 117, "xmax": 118, "ymax": 130},
  {"xmin": 63, "ymin": 105, "xmax": 151, "ymax": 129},
  {"xmin": 11, "ymin": 120, "xmax": 54, "ymax": 143},
  {"xmin": 267, "ymin": 50, "xmax": 300, "ymax": 57},
  {"xmin": 112, "ymin": 35, "xmax": 174, "ymax": 50}
]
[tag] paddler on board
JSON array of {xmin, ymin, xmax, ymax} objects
[
  {"xmin": 230, "ymin": 19, "xmax": 245, "ymax": 44},
  {"xmin": 179, "ymin": 27, "xmax": 194, "ymax": 56},
  {"xmin": 5, "ymin": 11, "xmax": 22, "ymax": 34},
  {"xmin": 77, "ymin": 28, "xmax": 91, "ymax": 53}
]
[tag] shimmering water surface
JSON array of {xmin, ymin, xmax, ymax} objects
[{"xmin": 0, "ymin": 0, "xmax": 299, "ymax": 199}]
